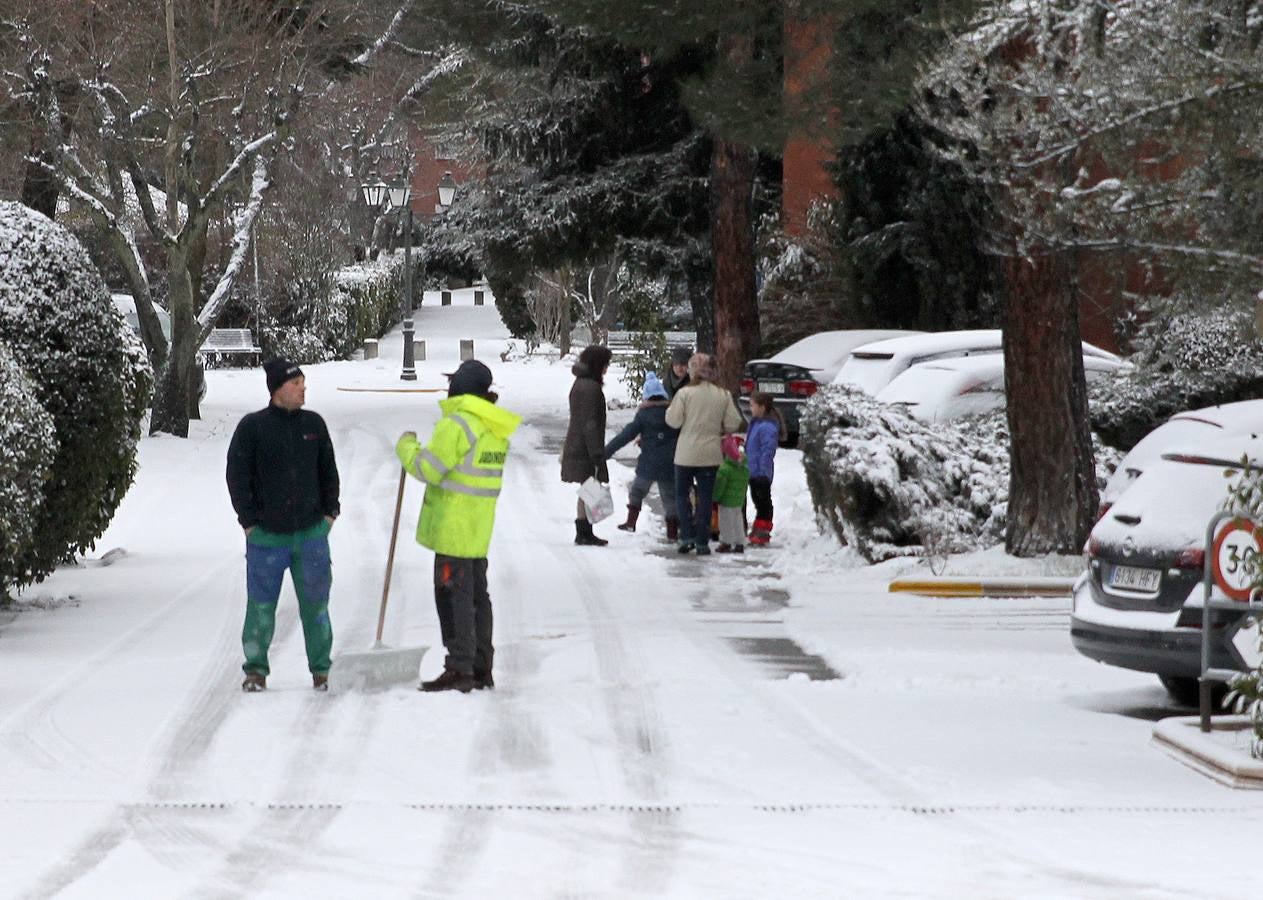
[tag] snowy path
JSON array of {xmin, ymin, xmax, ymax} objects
[{"xmin": 4, "ymin": 293, "xmax": 1263, "ymax": 896}]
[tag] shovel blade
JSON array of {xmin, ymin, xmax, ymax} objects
[{"xmin": 329, "ymin": 645, "xmax": 428, "ymax": 692}]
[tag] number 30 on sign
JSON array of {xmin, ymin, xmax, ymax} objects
[{"xmin": 1212, "ymin": 518, "xmax": 1263, "ymax": 601}]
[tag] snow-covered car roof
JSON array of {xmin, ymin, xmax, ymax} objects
[
  {"xmin": 745, "ymin": 329, "xmax": 923, "ymax": 379},
  {"xmin": 1094, "ymin": 451, "xmax": 1248, "ymax": 551},
  {"xmin": 877, "ymin": 353, "xmax": 1125, "ymax": 422},
  {"xmin": 1100, "ymin": 399, "xmax": 1263, "ymax": 508},
  {"xmin": 837, "ymin": 328, "xmax": 1123, "ymax": 362}
]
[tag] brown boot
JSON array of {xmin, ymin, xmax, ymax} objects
[
  {"xmin": 312, "ymin": 673, "xmax": 329, "ymax": 692},
  {"xmin": 242, "ymin": 672, "xmax": 267, "ymax": 692},
  {"xmin": 617, "ymin": 505, "xmax": 641, "ymax": 532},
  {"xmin": 420, "ymin": 668, "xmax": 476, "ymax": 693}
]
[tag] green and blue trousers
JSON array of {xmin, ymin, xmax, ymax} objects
[{"xmin": 242, "ymin": 520, "xmax": 332, "ymax": 677}]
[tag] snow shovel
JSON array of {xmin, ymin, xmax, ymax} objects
[{"xmin": 329, "ymin": 467, "xmax": 428, "ymax": 691}]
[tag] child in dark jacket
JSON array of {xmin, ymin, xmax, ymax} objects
[
  {"xmin": 713, "ymin": 434, "xmax": 750, "ymax": 553},
  {"xmin": 603, "ymin": 372, "xmax": 681, "ymax": 539},
  {"xmin": 744, "ymin": 392, "xmax": 784, "ymax": 546}
]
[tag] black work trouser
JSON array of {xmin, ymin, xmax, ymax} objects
[{"xmin": 433, "ymin": 555, "xmax": 493, "ymax": 676}]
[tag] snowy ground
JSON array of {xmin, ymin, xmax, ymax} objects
[{"xmin": 4, "ymin": 290, "xmax": 1262, "ymax": 898}]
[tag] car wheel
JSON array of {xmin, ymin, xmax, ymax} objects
[{"xmin": 1158, "ymin": 674, "xmax": 1227, "ymax": 709}]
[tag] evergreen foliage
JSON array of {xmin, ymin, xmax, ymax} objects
[
  {"xmin": 0, "ymin": 202, "xmax": 151, "ymax": 594},
  {"xmin": 0, "ymin": 343, "xmax": 56, "ymax": 601}
]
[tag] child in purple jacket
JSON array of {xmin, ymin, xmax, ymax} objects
[{"xmin": 744, "ymin": 392, "xmax": 785, "ymax": 546}]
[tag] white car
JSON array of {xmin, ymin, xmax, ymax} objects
[
  {"xmin": 833, "ymin": 329, "xmax": 1124, "ymax": 396},
  {"xmin": 1099, "ymin": 400, "xmax": 1263, "ymax": 518},
  {"xmin": 1072, "ymin": 437, "xmax": 1261, "ymax": 705},
  {"xmin": 738, "ymin": 329, "xmax": 923, "ymax": 442},
  {"xmin": 112, "ymin": 293, "xmax": 206, "ymax": 401},
  {"xmin": 876, "ymin": 353, "xmax": 1127, "ymax": 423}
]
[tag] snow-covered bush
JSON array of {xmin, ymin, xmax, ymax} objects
[
  {"xmin": 801, "ymin": 386, "xmax": 1122, "ymax": 561},
  {"xmin": 0, "ymin": 201, "xmax": 151, "ymax": 591},
  {"xmin": 260, "ymin": 254, "xmax": 404, "ymax": 364},
  {"xmin": 0, "ymin": 343, "xmax": 57, "ymax": 600},
  {"xmin": 1091, "ymin": 306, "xmax": 1263, "ymax": 450}
]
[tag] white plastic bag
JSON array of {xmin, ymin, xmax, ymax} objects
[{"xmin": 578, "ymin": 477, "xmax": 614, "ymax": 523}]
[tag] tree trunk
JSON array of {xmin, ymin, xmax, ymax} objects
[
  {"xmin": 151, "ymin": 252, "xmax": 196, "ymax": 437},
  {"xmin": 709, "ymin": 136, "xmax": 759, "ymax": 392},
  {"xmin": 686, "ymin": 251, "xmax": 714, "ymax": 354},
  {"xmin": 1003, "ymin": 251, "xmax": 1098, "ymax": 556}
]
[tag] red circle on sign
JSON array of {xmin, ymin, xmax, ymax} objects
[{"xmin": 1212, "ymin": 518, "xmax": 1263, "ymax": 602}]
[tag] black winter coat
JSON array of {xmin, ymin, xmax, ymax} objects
[
  {"xmin": 603, "ymin": 400, "xmax": 678, "ymax": 483},
  {"xmin": 561, "ymin": 362, "xmax": 608, "ymax": 483},
  {"xmin": 226, "ymin": 404, "xmax": 340, "ymax": 533}
]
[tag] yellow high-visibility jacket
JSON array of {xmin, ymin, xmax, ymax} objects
[{"xmin": 396, "ymin": 394, "xmax": 522, "ymax": 558}]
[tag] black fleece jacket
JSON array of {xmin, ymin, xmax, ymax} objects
[{"xmin": 226, "ymin": 404, "xmax": 340, "ymax": 533}]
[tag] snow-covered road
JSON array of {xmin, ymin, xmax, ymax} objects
[{"xmin": 4, "ymin": 293, "xmax": 1263, "ymax": 897}]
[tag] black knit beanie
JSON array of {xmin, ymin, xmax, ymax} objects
[{"xmin": 264, "ymin": 358, "xmax": 303, "ymax": 395}]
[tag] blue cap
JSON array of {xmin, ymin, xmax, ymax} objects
[{"xmin": 642, "ymin": 371, "xmax": 667, "ymax": 400}]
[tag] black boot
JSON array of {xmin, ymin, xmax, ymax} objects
[
  {"xmin": 617, "ymin": 505, "xmax": 641, "ymax": 532},
  {"xmin": 473, "ymin": 669, "xmax": 495, "ymax": 690},
  {"xmin": 665, "ymin": 516, "xmax": 679, "ymax": 542},
  {"xmin": 420, "ymin": 668, "xmax": 475, "ymax": 693},
  {"xmin": 575, "ymin": 518, "xmax": 608, "ymax": 546}
]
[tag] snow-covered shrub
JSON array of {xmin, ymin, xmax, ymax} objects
[
  {"xmin": 1091, "ymin": 306, "xmax": 1263, "ymax": 450},
  {"xmin": 801, "ymin": 386, "xmax": 1122, "ymax": 561},
  {"xmin": 0, "ymin": 344, "xmax": 57, "ymax": 600},
  {"xmin": 0, "ymin": 201, "xmax": 151, "ymax": 590},
  {"xmin": 259, "ymin": 253, "xmax": 404, "ymax": 364},
  {"xmin": 800, "ymin": 387, "xmax": 1008, "ymax": 560}
]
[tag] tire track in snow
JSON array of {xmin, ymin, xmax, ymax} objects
[
  {"xmin": 418, "ymin": 426, "xmax": 558, "ymax": 896},
  {"xmin": 21, "ymin": 418, "xmax": 392, "ymax": 897},
  {"xmin": 651, "ymin": 550, "xmax": 1176, "ymax": 896}
]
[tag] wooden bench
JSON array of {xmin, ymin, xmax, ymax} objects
[
  {"xmin": 199, "ymin": 328, "xmax": 262, "ymax": 368},
  {"xmin": 606, "ymin": 331, "xmax": 697, "ymax": 358}
]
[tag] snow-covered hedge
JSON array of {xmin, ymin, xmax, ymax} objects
[
  {"xmin": 0, "ymin": 344, "xmax": 56, "ymax": 598},
  {"xmin": 800, "ymin": 386, "xmax": 1121, "ymax": 561},
  {"xmin": 262, "ymin": 254, "xmax": 405, "ymax": 364},
  {"xmin": 1091, "ymin": 306, "xmax": 1263, "ymax": 450},
  {"xmin": 0, "ymin": 201, "xmax": 151, "ymax": 594}
]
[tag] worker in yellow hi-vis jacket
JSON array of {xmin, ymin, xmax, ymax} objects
[{"xmin": 395, "ymin": 359, "xmax": 522, "ymax": 694}]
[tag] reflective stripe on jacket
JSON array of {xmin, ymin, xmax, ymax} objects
[{"xmin": 396, "ymin": 394, "xmax": 522, "ymax": 558}]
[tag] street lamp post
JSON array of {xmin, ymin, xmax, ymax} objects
[
  {"xmin": 360, "ymin": 171, "xmax": 459, "ymax": 381},
  {"xmin": 361, "ymin": 174, "xmax": 416, "ymax": 381}
]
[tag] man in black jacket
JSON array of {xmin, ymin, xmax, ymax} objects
[{"xmin": 226, "ymin": 359, "xmax": 340, "ymax": 692}]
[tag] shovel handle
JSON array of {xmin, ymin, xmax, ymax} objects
[{"xmin": 377, "ymin": 467, "xmax": 408, "ymax": 644}]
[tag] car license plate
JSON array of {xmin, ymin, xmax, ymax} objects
[
  {"xmin": 757, "ymin": 380, "xmax": 785, "ymax": 394},
  {"xmin": 1109, "ymin": 564, "xmax": 1161, "ymax": 592}
]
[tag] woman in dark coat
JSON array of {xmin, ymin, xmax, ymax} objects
[{"xmin": 561, "ymin": 345, "xmax": 613, "ymax": 546}]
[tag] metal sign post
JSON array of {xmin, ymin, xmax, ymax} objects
[{"xmin": 1200, "ymin": 511, "xmax": 1263, "ymax": 731}]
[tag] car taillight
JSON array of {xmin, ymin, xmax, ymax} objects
[
  {"xmin": 1174, "ymin": 548, "xmax": 1206, "ymax": 570},
  {"xmin": 787, "ymin": 379, "xmax": 818, "ymax": 398},
  {"xmin": 1095, "ymin": 502, "xmax": 1112, "ymax": 523},
  {"xmin": 1087, "ymin": 536, "xmax": 1102, "ymax": 558},
  {"xmin": 740, "ymin": 378, "xmax": 754, "ymax": 395}
]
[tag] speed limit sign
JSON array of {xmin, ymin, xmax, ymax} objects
[{"xmin": 1212, "ymin": 518, "xmax": 1263, "ymax": 601}]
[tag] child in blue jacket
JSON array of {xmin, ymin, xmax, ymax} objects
[
  {"xmin": 603, "ymin": 372, "xmax": 681, "ymax": 539},
  {"xmin": 745, "ymin": 392, "xmax": 785, "ymax": 546}
]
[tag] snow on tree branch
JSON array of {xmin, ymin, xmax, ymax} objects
[
  {"xmin": 197, "ymin": 156, "xmax": 273, "ymax": 337},
  {"xmin": 351, "ymin": 2, "xmax": 413, "ymax": 68}
]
